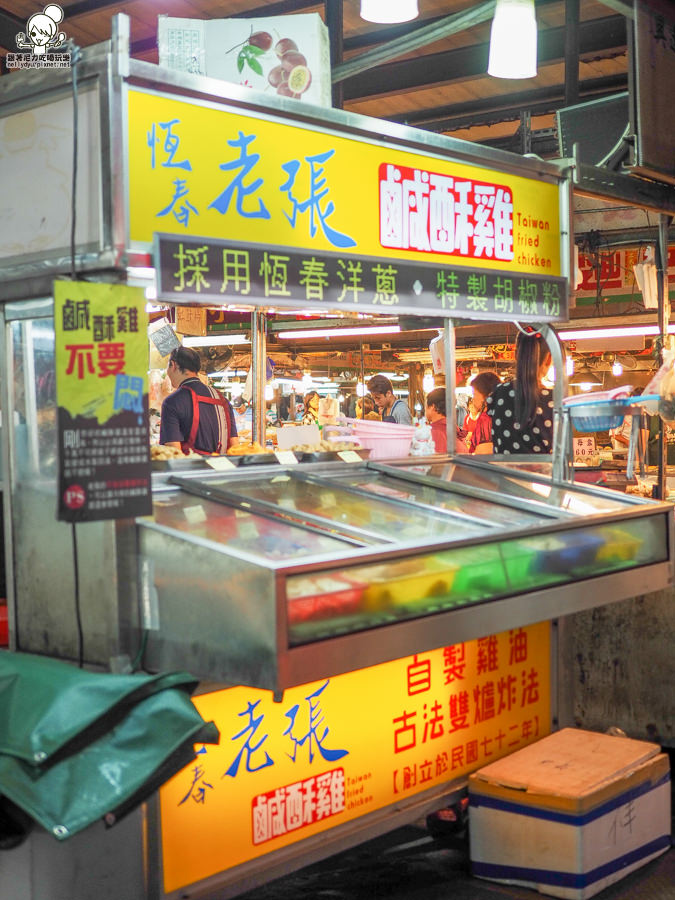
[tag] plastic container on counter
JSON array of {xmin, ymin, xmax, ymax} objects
[
  {"xmin": 595, "ymin": 527, "xmax": 644, "ymax": 564},
  {"xmin": 349, "ymin": 419, "xmax": 415, "ymax": 460},
  {"xmin": 360, "ymin": 556, "xmax": 458, "ymax": 612},
  {"xmin": 443, "ymin": 546, "xmax": 508, "ymax": 600},
  {"xmin": 0, "ymin": 605, "xmax": 7, "ymax": 647},
  {"xmin": 286, "ymin": 573, "xmax": 366, "ymax": 624},
  {"xmin": 528, "ymin": 532, "xmax": 605, "ymax": 576}
]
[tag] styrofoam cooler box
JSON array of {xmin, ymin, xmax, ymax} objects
[
  {"xmin": 157, "ymin": 13, "xmax": 332, "ymax": 108},
  {"xmin": 468, "ymin": 728, "xmax": 671, "ymax": 900}
]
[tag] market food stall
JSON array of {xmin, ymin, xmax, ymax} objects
[{"xmin": 1, "ymin": 14, "xmax": 673, "ymax": 900}]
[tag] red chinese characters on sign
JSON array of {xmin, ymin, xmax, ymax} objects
[
  {"xmin": 251, "ymin": 767, "xmax": 345, "ymax": 845},
  {"xmin": 391, "ymin": 628, "xmax": 542, "ymax": 795},
  {"xmin": 65, "ymin": 343, "xmax": 126, "ymax": 379},
  {"xmin": 379, "ymin": 163, "xmax": 514, "ymax": 262},
  {"xmin": 577, "ymin": 247, "xmax": 675, "ymax": 295}
]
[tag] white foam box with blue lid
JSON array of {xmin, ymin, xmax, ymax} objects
[{"xmin": 468, "ymin": 728, "xmax": 671, "ymax": 900}]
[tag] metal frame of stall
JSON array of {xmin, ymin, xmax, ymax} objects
[{"xmin": 1, "ymin": 13, "xmax": 675, "ymax": 900}]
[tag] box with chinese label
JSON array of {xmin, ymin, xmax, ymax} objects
[
  {"xmin": 468, "ymin": 728, "xmax": 671, "ymax": 900},
  {"xmin": 157, "ymin": 14, "xmax": 331, "ymax": 109}
]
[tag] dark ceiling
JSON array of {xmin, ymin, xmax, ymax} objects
[{"xmin": 0, "ymin": 0, "xmax": 631, "ymax": 155}]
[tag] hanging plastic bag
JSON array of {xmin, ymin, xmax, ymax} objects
[
  {"xmin": 642, "ymin": 349, "xmax": 675, "ymax": 422},
  {"xmin": 633, "ymin": 245, "xmax": 658, "ymax": 310}
]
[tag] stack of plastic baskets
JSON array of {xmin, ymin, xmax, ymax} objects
[
  {"xmin": 563, "ymin": 389, "xmax": 640, "ymax": 432},
  {"xmin": 564, "ymin": 397, "xmax": 634, "ymax": 432},
  {"xmin": 350, "ymin": 419, "xmax": 415, "ymax": 459}
]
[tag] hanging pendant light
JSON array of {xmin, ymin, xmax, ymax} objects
[
  {"xmin": 488, "ymin": 0, "xmax": 538, "ymax": 79},
  {"xmin": 360, "ymin": 0, "xmax": 419, "ymax": 25}
]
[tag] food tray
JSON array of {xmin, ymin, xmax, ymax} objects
[
  {"xmin": 297, "ymin": 448, "xmax": 371, "ymax": 463},
  {"xmin": 361, "ymin": 557, "xmax": 457, "ymax": 611},
  {"xmin": 530, "ymin": 532, "xmax": 604, "ymax": 575},
  {"xmin": 227, "ymin": 452, "xmax": 278, "ymax": 466},
  {"xmin": 287, "ymin": 573, "xmax": 366, "ymax": 624},
  {"xmin": 152, "ymin": 457, "xmax": 210, "ymax": 471}
]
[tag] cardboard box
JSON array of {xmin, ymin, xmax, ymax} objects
[
  {"xmin": 469, "ymin": 728, "xmax": 671, "ymax": 900},
  {"xmin": 157, "ymin": 14, "xmax": 331, "ymax": 108},
  {"xmin": 175, "ymin": 306, "xmax": 207, "ymax": 336}
]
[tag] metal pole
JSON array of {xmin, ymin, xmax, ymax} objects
[
  {"xmin": 251, "ymin": 311, "xmax": 266, "ymax": 446},
  {"xmin": 540, "ymin": 323, "xmax": 569, "ymax": 481},
  {"xmin": 359, "ymin": 340, "xmax": 365, "ymax": 417},
  {"xmin": 655, "ymin": 213, "xmax": 673, "ymax": 500},
  {"xmin": 564, "ymin": 0, "xmax": 580, "ymax": 107},
  {"xmin": 444, "ymin": 320, "xmax": 456, "ymax": 455}
]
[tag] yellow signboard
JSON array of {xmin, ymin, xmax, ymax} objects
[
  {"xmin": 128, "ymin": 89, "xmax": 562, "ymax": 278},
  {"xmin": 54, "ymin": 280, "xmax": 151, "ymax": 521},
  {"xmin": 160, "ymin": 622, "xmax": 550, "ymax": 893}
]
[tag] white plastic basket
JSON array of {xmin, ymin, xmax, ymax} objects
[{"xmin": 349, "ymin": 419, "xmax": 415, "ymax": 459}]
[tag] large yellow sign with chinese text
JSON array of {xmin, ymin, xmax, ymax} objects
[
  {"xmin": 128, "ymin": 89, "xmax": 562, "ymax": 278},
  {"xmin": 159, "ymin": 623, "xmax": 550, "ymax": 893}
]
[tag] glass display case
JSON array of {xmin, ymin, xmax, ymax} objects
[{"xmin": 137, "ymin": 457, "xmax": 673, "ymax": 693}]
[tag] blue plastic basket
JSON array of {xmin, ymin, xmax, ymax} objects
[{"xmin": 566, "ymin": 397, "xmax": 634, "ymax": 432}]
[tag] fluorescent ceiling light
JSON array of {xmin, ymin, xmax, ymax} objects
[
  {"xmin": 488, "ymin": 0, "xmax": 537, "ymax": 79},
  {"xmin": 360, "ymin": 0, "xmax": 418, "ymax": 24},
  {"xmin": 277, "ymin": 325, "xmax": 401, "ymax": 339},
  {"xmin": 394, "ymin": 351, "xmax": 432, "ymax": 363},
  {"xmin": 183, "ymin": 335, "xmax": 250, "ymax": 347},
  {"xmin": 558, "ymin": 325, "xmax": 674, "ymax": 340},
  {"xmin": 127, "ymin": 267, "xmax": 155, "ymax": 280}
]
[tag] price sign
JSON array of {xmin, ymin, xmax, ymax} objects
[
  {"xmin": 184, "ymin": 505, "xmax": 207, "ymax": 524},
  {"xmin": 573, "ymin": 436, "xmax": 597, "ymax": 459},
  {"xmin": 275, "ymin": 450, "xmax": 299, "ymax": 466},
  {"xmin": 206, "ymin": 456, "xmax": 237, "ymax": 471},
  {"xmin": 338, "ymin": 450, "xmax": 362, "ymax": 463}
]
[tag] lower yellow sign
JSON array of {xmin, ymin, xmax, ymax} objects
[{"xmin": 160, "ymin": 623, "xmax": 551, "ymax": 893}]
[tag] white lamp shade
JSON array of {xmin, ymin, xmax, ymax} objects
[
  {"xmin": 360, "ymin": 0, "xmax": 419, "ymax": 25},
  {"xmin": 488, "ymin": 0, "xmax": 537, "ymax": 79}
]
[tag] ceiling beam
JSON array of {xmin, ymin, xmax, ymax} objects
[
  {"xmin": 0, "ymin": 7, "xmax": 24, "ymax": 53},
  {"xmin": 596, "ymin": 0, "xmax": 634, "ymax": 18},
  {"xmin": 65, "ymin": 0, "xmax": 319, "ymax": 18},
  {"xmin": 394, "ymin": 74, "xmax": 628, "ymax": 132},
  {"xmin": 0, "ymin": 0, "xmax": 322, "ymax": 52},
  {"xmin": 334, "ymin": 0, "xmax": 562, "ymax": 83},
  {"xmin": 342, "ymin": 15, "xmax": 627, "ymax": 101},
  {"xmin": 333, "ymin": 0, "xmax": 497, "ymax": 83}
]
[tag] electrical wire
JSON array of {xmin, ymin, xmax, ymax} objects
[
  {"xmin": 132, "ymin": 629, "xmax": 149, "ymax": 672},
  {"xmin": 71, "ymin": 524, "xmax": 84, "ymax": 668},
  {"xmin": 69, "ymin": 42, "xmax": 82, "ymax": 280}
]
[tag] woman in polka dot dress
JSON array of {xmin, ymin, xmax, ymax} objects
[{"xmin": 487, "ymin": 330, "xmax": 553, "ymax": 454}]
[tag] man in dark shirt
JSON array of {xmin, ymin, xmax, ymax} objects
[
  {"xmin": 159, "ymin": 346, "xmax": 239, "ymax": 455},
  {"xmin": 367, "ymin": 374, "xmax": 413, "ymax": 425}
]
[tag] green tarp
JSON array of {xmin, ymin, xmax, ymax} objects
[{"xmin": 0, "ymin": 651, "xmax": 219, "ymax": 843}]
